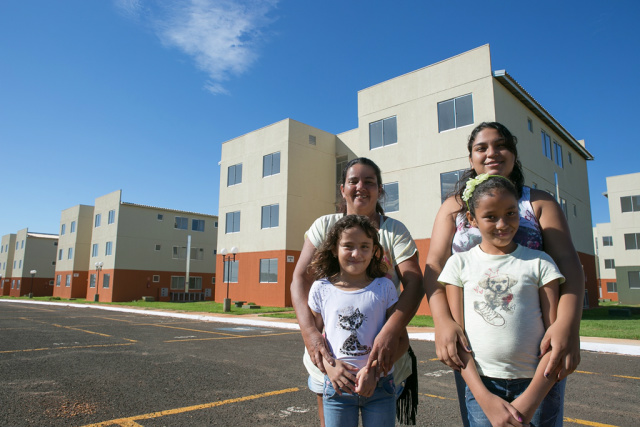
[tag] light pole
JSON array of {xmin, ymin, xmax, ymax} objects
[
  {"xmin": 219, "ymin": 246, "xmax": 238, "ymax": 312},
  {"xmin": 29, "ymin": 270, "xmax": 37, "ymax": 298},
  {"xmin": 94, "ymin": 261, "xmax": 103, "ymax": 302}
]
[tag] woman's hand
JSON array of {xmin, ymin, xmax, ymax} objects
[
  {"xmin": 435, "ymin": 312, "xmax": 472, "ymax": 370},
  {"xmin": 303, "ymin": 328, "xmax": 335, "ymax": 374},
  {"xmin": 539, "ymin": 319, "xmax": 581, "ymax": 380},
  {"xmin": 325, "ymin": 360, "xmax": 358, "ymax": 395},
  {"xmin": 366, "ymin": 325, "xmax": 400, "ymax": 377}
]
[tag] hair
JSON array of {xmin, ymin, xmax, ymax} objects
[
  {"xmin": 453, "ymin": 122, "xmax": 525, "ymax": 214},
  {"xmin": 308, "ymin": 214, "xmax": 388, "ymax": 282},
  {"xmin": 466, "ymin": 176, "xmax": 519, "ymax": 219},
  {"xmin": 337, "ymin": 157, "xmax": 386, "ymax": 215}
]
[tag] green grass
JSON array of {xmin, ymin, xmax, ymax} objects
[{"xmin": 3, "ymin": 297, "xmax": 638, "ymax": 340}]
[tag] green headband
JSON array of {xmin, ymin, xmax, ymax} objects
[{"xmin": 461, "ymin": 174, "xmax": 509, "ymax": 210}]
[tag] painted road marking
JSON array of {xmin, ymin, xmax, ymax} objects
[
  {"xmin": 419, "ymin": 393, "xmax": 457, "ymax": 401},
  {"xmin": 576, "ymin": 370, "xmax": 640, "ymax": 381},
  {"xmin": 164, "ymin": 331, "xmax": 300, "ymax": 342},
  {"xmin": 80, "ymin": 387, "xmax": 300, "ymax": 427},
  {"xmin": 0, "ymin": 343, "xmax": 136, "ymax": 354},
  {"xmin": 564, "ymin": 418, "xmax": 619, "ymax": 427}
]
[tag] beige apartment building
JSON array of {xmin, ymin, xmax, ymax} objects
[
  {"xmin": 593, "ymin": 173, "xmax": 640, "ymax": 304},
  {"xmin": 54, "ymin": 190, "xmax": 219, "ymax": 302},
  {"xmin": 217, "ymin": 44, "xmax": 597, "ymax": 313},
  {"xmin": 0, "ymin": 229, "xmax": 58, "ymax": 297}
]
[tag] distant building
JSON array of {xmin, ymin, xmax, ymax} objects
[
  {"xmin": 53, "ymin": 190, "xmax": 219, "ymax": 302},
  {"xmin": 0, "ymin": 229, "xmax": 58, "ymax": 297},
  {"xmin": 594, "ymin": 173, "xmax": 640, "ymax": 304},
  {"xmin": 217, "ymin": 45, "xmax": 598, "ymax": 313}
]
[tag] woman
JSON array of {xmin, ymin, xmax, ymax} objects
[
  {"xmin": 291, "ymin": 157, "xmax": 424, "ymax": 426},
  {"xmin": 425, "ymin": 122, "xmax": 584, "ymax": 426}
]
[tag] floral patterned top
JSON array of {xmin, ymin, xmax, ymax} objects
[{"xmin": 452, "ymin": 186, "xmax": 543, "ymax": 254}]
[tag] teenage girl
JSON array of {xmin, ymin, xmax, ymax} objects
[
  {"xmin": 438, "ymin": 175, "xmax": 565, "ymax": 427},
  {"xmin": 307, "ymin": 214, "xmax": 400, "ymax": 427}
]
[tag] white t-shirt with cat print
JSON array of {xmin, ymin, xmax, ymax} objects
[
  {"xmin": 438, "ymin": 244, "xmax": 565, "ymax": 378},
  {"xmin": 308, "ymin": 277, "xmax": 398, "ymax": 371}
]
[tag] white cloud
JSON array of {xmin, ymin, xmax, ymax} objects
[{"xmin": 115, "ymin": 0, "xmax": 278, "ymax": 94}]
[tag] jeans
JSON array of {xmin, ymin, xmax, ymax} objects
[
  {"xmin": 464, "ymin": 375, "xmax": 566, "ymax": 427},
  {"xmin": 323, "ymin": 374, "xmax": 396, "ymax": 427}
]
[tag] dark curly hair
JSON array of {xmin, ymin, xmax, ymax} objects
[
  {"xmin": 453, "ymin": 122, "xmax": 525, "ymax": 214},
  {"xmin": 308, "ymin": 215, "xmax": 388, "ymax": 282}
]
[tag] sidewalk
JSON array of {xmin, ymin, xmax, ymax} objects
[{"xmin": 3, "ymin": 299, "xmax": 640, "ymax": 356}]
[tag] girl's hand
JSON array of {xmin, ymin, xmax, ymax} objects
[
  {"xmin": 325, "ymin": 359, "xmax": 358, "ymax": 395},
  {"xmin": 435, "ymin": 317, "xmax": 472, "ymax": 370},
  {"xmin": 355, "ymin": 366, "xmax": 377, "ymax": 397},
  {"xmin": 539, "ymin": 320, "xmax": 580, "ymax": 380},
  {"xmin": 480, "ymin": 394, "xmax": 526, "ymax": 427}
]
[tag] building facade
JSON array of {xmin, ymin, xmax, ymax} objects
[
  {"xmin": 0, "ymin": 229, "xmax": 58, "ymax": 297},
  {"xmin": 53, "ymin": 190, "xmax": 219, "ymax": 302},
  {"xmin": 217, "ymin": 45, "xmax": 598, "ymax": 313},
  {"xmin": 593, "ymin": 173, "xmax": 640, "ymax": 304}
]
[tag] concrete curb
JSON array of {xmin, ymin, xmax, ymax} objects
[{"xmin": 3, "ymin": 299, "xmax": 639, "ymax": 356}]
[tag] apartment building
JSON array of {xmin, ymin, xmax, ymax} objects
[
  {"xmin": 593, "ymin": 173, "xmax": 640, "ymax": 304},
  {"xmin": 55, "ymin": 190, "xmax": 219, "ymax": 302},
  {"xmin": 217, "ymin": 45, "xmax": 598, "ymax": 313},
  {"xmin": 0, "ymin": 229, "xmax": 58, "ymax": 297}
]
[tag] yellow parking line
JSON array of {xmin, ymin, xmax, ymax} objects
[
  {"xmin": 419, "ymin": 393, "xmax": 456, "ymax": 401},
  {"xmin": 564, "ymin": 417, "xmax": 618, "ymax": 427},
  {"xmin": 151, "ymin": 323, "xmax": 245, "ymax": 337},
  {"xmin": 165, "ymin": 331, "xmax": 300, "ymax": 343},
  {"xmin": 0, "ymin": 343, "xmax": 135, "ymax": 354},
  {"xmin": 575, "ymin": 370, "xmax": 597, "ymax": 375},
  {"xmin": 81, "ymin": 387, "xmax": 299, "ymax": 427},
  {"xmin": 613, "ymin": 374, "xmax": 640, "ymax": 380}
]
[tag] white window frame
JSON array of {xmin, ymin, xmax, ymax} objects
[
  {"xmin": 261, "ymin": 204, "xmax": 279, "ymax": 229},
  {"xmin": 369, "ymin": 116, "xmax": 398, "ymax": 149},
  {"xmin": 263, "ymin": 152, "xmax": 281, "ymax": 177},
  {"xmin": 437, "ymin": 94, "xmax": 474, "ymax": 132},
  {"xmin": 382, "ymin": 182, "xmax": 399, "ymax": 213},
  {"xmin": 225, "ymin": 211, "xmax": 241, "ymax": 234},
  {"xmin": 259, "ymin": 258, "xmax": 278, "ymax": 283},
  {"xmin": 227, "ymin": 163, "xmax": 243, "ymax": 186}
]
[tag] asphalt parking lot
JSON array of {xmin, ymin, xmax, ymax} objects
[{"xmin": 0, "ymin": 301, "xmax": 638, "ymax": 427}]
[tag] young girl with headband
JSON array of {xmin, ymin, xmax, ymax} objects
[{"xmin": 438, "ymin": 174, "xmax": 565, "ymax": 427}]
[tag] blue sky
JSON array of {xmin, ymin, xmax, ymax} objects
[{"xmin": 1, "ymin": 0, "xmax": 638, "ymax": 238}]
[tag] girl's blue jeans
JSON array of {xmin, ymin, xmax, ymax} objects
[
  {"xmin": 457, "ymin": 372, "xmax": 565, "ymax": 427},
  {"xmin": 323, "ymin": 374, "xmax": 396, "ymax": 427}
]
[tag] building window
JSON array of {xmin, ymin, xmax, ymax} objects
[
  {"xmin": 172, "ymin": 246, "xmax": 187, "ymax": 259},
  {"xmin": 56, "ymin": 275, "xmax": 61, "ymax": 287},
  {"xmin": 92, "ymin": 244, "xmax": 99, "ymax": 257},
  {"xmin": 58, "ymin": 249, "xmax": 63, "ymax": 261},
  {"xmin": 225, "ymin": 211, "xmax": 241, "ymax": 233},
  {"xmin": 189, "ymin": 277, "xmax": 202, "ymax": 290},
  {"xmin": 573, "ymin": 204, "xmax": 577, "ymax": 217},
  {"xmin": 261, "ymin": 204, "xmax": 279, "ymax": 229},
  {"xmin": 527, "ymin": 118, "xmax": 533, "ymax": 132},
  {"xmin": 568, "ymin": 152, "xmax": 573, "ymax": 164},
  {"xmin": 190, "ymin": 248, "xmax": 204, "ymax": 261},
  {"xmin": 89, "ymin": 274, "xmax": 96, "ymax": 288},
  {"xmin": 621, "ymin": 195, "xmax": 640, "ymax": 213},
  {"xmin": 629, "ymin": 271, "xmax": 640, "ymax": 289},
  {"xmin": 65, "ymin": 275, "xmax": 71, "ymax": 287},
  {"xmin": 603, "ymin": 236, "xmax": 613, "ymax": 246},
  {"xmin": 108, "ymin": 210, "xmax": 116, "ymax": 224},
  {"xmin": 560, "ymin": 198, "xmax": 568, "ymax": 219},
  {"xmin": 382, "ymin": 182, "xmax": 399, "ymax": 213},
  {"xmin": 21, "ymin": 240, "xmax": 24, "ymax": 249},
  {"xmin": 260, "ymin": 258, "xmax": 278, "ymax": 283},
  {"xmin": 223, "ymin": 260, "xmax": 239, "ymax": 283},
  {"xmin": 155, "ymin": 244, "xmax": 161, "ymax": 251},
  {"xmin": 174, "ymin": 216, "xmax": 188, "ymax": 230},
  {"xmin": 192, "ymin": 219, "xmax": 205, "ymax": 232},
  {"xmin": 71, "ymin": 221, "xmax": 76, "ymax": 233},
  {"xmin": 68, "ymin": 248, "xmax": 73, "ymax": 259},
  {"xmin": 157, "ymin": 214, "xmax": 163, "ymax": 221},
  {"xmin": 309, "ymin": 135, "xmax": 317, "ymax": 145},
  {"xmin": 214, "ymin": 221, "xmax": 218, "ymax": 228},
  {"xmin": 153, "ymin": 275, "xmax": 160, "ymax": 282},
  {"xmin": 369, "ymin": 116, "xmax": 398, "ymax": 149},
  {"xmin": 103, "ymin": 273, "xmax": 110, "ymax": 289},
  {"xmin": 61, "ymin": 224, "xmax": 66, "ymax": 235},
  {"xmin": 606, "ymin": 282, "xmax": 617, "ymax": 293},
  {"xmin": 541, "ymin": 131, "xmax": 552, "ymax": 160},
  {"xmin": 553, "ymin": 141, "xmax": 563, "ymax": 168},
  {"xmin": 228, "ymin": 163, "xmax": 243, "ymax": 186},
  {"xmin": 624, "ymin": 233, "xmax": 640, "ymax": 250},
  {"xmin": 95, "ymin": 213, "xmax": 101, "ymax": 227},
  {"xmin": 263, "ymin": 152, "xmax": 281, "ymax": 177},
  {"xmin": 438, "ymin": 94, "xmax": 473, "ymax": 132},
  {"xmin": 105, "ymin": 241, "xmax": 113, "ymax": 256},
  {"xmin": 440, "ymin": 169, "xmax": 467, "ymax": 204},
  {"xmin": 19, "ymin": 260, "xmax": 22, "ymax": 269},
  {"xmin": 170, "ymin": 276, "xmax": 185, "ymax": 290},
  {"xmin": 604, "ymin": 259, "xmax": 615, "ymax": 269}
]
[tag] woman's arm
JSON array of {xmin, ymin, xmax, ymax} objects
[
  {"xmin": 446, "ymin": 284, "xmax": 524, "ymax": 427},
  {"xmin": 425, "ymin": 197, "xmax": 471, "ymax": 370},
  {"xmin": 290, "ymin": 238, "xmax": 334, "ymax": 372},
  {"xmin": 511, "ymin": 279, "xmax": 561, "ymax": 422},
  {"xmin": 366, "ymin": 253, "xmax": 423, "ymax": 375},
  {"xmin": 532, "ymin": 189, "xmax": 584, "ymax": 379}
]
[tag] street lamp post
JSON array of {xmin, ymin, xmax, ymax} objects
[
  {"xmin": 94, "ymin": 262, "xmax": 103, "ymax": 302},
  {"xmin": 29, "ymin": 270, "xmax": 37, "ymax": 298},
  {"xmin": 219, "ymin": 246, "xmax": 238, "ymax": 312}
]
